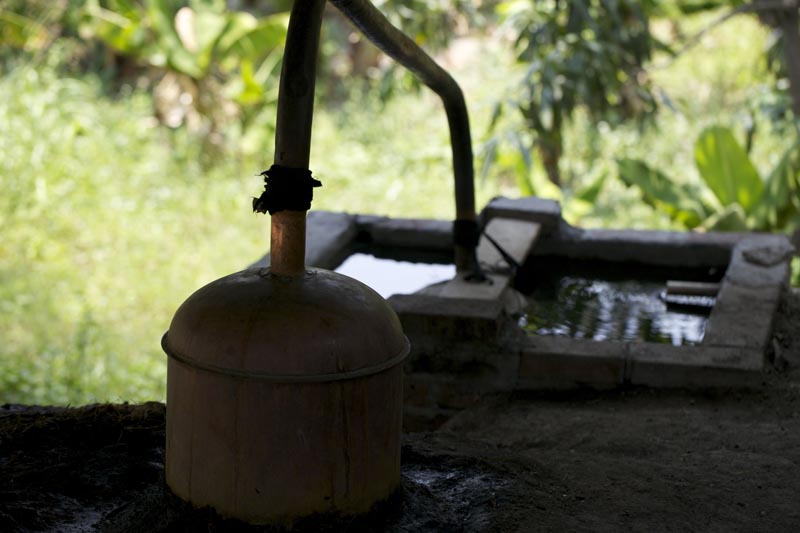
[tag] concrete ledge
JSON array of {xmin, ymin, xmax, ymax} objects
[
  {"xmin": 518, "ymin": 338, "xmax": 625, "ymax": 390},
  {"xmin": 389, "ymin": 294, "xmax": 504, "ymax": 341},
  {"xmin": 515, "ymin": 337, "xmax": 764, "ymax": 391},
  {"xmin": 627, "ymin": 345, "xmax": 763, "ymax": 388},
  {"xmin": 388, "ymin": 223, "xmax": 788, "ymax": 399},
  {"xmin": 423, "ymin": 273, "xmax": 510, "ymax": 301},
  {"xmin": 390, "ymin": 293, "xmax": 504, "ymax": 322},
  {"xmin": 704, "ymin": 235, "xmax": 792, "ymax": 351},
  {"xmin": 535, "ymin": 226, "xmax": 743, "ymax": 268},
  {"xmin": 482, "ymin": 196, "xmax": 561, "ymax": 234},
  {"xmin": 357, "ymin": 216, "xmax": 452, "ymax": 251},
  {"xmin": 725, "ymin": 235, "xmax": 793, "ymax": 288},
  {"xmin": 704, "ymin": 283, "xmax": 782, "ymax": 350}
]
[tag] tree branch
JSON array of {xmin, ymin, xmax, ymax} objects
[{"xmin": 654, "ymin": 0, "xmax": 799, "ymax": 70}]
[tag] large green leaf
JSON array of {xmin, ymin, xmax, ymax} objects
[
  {"xmin": 751, "ymin": 143, "xmax": 800, "ymax": 231},
  {"xmin": 509, "ymin": 132, "xmax": 535, "ymax": 196},
  {"xmin": 221, "ymin": 14, "xmax": 287, "ymax": 65},
  {"xmin": 0, "ymin": 9, "xmax": 51, "ymax": 51},
  {"xmin": 573, "ymin": 170, "xmax": 606, "ymax": 203},
  {"xmin": 700, "ymin": 204, "xmax": 749, "ymax": 232},
  {"xmin": 694, "ymin": 126, "xmax": 763, "ymax": 213},
  {"xmin": 189, "ymin": 9, "xmax": 229, "ymax": 73},
  {"xmin": 143, "ymin": 0, "xmax": 202, "ymax": 77},
  {"xmin": 80, "ymin": 0, "xmax": 146, "ymax": 55},
  {"xmin": 617, "ymin": 158, "xmax": 708, "ymax": 228}
]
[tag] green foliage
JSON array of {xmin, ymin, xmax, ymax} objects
[
  {"xmin": 0, "ymin": 53, "xmax": 506, "ymax": 404},
  {"xmin": 75, "ymin": 0, "xmax": 288, "ymax": 153},
  {"xmin": 0, "ymin": 0, "xmax": 79, "ymax": 54},
  {"xmin": 693, "ymin": 125, "xmax": 763, "ymax": 211},
  {"xmin": 2, "ymin": 2, "xmax": 797, "ymax": 404},
  {"xmin": 618, "ymin": 125, "xmax": 800, "ymax": 233},
  {"xmin": 373, "ymin": 0, "xmax": 478, "ymax": 48},
  {"xmin": 79, "ymin": 0, "xmax": 287, "ymax": 79},
  {"xmin": 0, "ymin": 59, "xmax": 266, "ymax": 404},
  {"xmin": 0, "ymin": 7, "xmax": 50, "ymax": 52},
  {"xmin": 661, "ymin": 0, "xmax": 799, "ymax": 126},
  {"xmin": 491, "ymin": 0, "xmax": 659, "ymax": 185},
  {"xmin": 752, "ymin": 143, "xmax": 800, "ymax": 230},
  {"xmin": 616, "ymin": 158, "xmax": 709, "ymax": 227},
  {"xmin": 500, "ymin": 0, "xmax": 656, "ymax": 122}
]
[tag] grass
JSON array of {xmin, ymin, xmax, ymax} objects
[
  {"xmin": 0, "ymin": 44, "xmax": 514, "ymax": 404},
  {"xmin": 0, "ymin": 56, "xmax": 265, "ymax": 403},
  {"xmin": 0, "ymin": 14, "xmax": 792, "ymax": 404}
]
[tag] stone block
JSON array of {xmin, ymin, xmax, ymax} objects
[
  {"xmin": 704, "ymin": 283, "xmax": 782, "ymax": 350},
  {"xmin": 390, "ymin": 293, "xmax": 504, "ymax": 322},
  {"xmin": 433, "ymin": 272, "xmax": 511, "ymax": 301},
  {"xmin": 482, "ymin": 196, "xmax": 561, "ymax": 233},
  {"xmin": 626, "ymin": 344, "xmax": 763, "ymax": 388},
  {"xmin": 724, "ymin": 235, "xmax": 793, "ymax": 288},
  {"xmin": 477, "ymin": 218, "xmax": 541, "ymax": 273},
  {"xmin": 390, "ymin": 294, "xmax": 506, "ymax": 360},
  {"xmin": 517, "ymin": 337, "xmax": 626, "ymax": 389},
  {"xmin": 534, "ymin": 227, "xmax": 743, "ymax": 268},
  {"xmin": 361, "ymin": 216, "xmax": 452, "ymax": 251}
]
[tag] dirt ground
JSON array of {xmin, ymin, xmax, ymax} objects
[{"xmin": 1, "ymin": 290, "xmax": 799, "ymax": 532}]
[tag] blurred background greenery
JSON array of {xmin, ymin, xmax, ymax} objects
[{"xmin": 1, "ymin": 0, "xmax": 798, "ymax": 404}]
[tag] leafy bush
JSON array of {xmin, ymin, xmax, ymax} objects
[
  {"xmin": 75, "ymin": 0, "xmax": 288, "ymax": 155},
  {"xmin": 489, "ymin": 0, "xmax": 658, "ymax": 186},
  {"xmin": 0, "ymin": 50, "xmax": 498, "ymax": 404},
  {"xmin": 0, "ymin": 58, "xmax": 267, "ymax": 404},
  {"xmin": 618, "ymin": 125, "xmax": 800, "ymax": 233}
]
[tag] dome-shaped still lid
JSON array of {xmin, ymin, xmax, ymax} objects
[{"xmin": 162, "ymin": 268, "xmax": 409, "ymax": 382}]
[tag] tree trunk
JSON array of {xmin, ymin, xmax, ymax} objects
[
  {"xmin": 779, "ymin": 5, "xmax": 800, "ymax": 117},
  {"xmin": 756, "ymin": 0, "xmax": 800, "ymax": 116},
  {"xmin": 537, "ymin": 121, "xmax": 563, "ymax": 187},
  {"xmin": 538, "ymin": 143, "xmax": 562, "ymax": 187}
]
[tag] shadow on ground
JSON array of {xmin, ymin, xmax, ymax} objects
[{"xmin": 2, "ymin": 290, "xmax": 799, "ymax": 532}]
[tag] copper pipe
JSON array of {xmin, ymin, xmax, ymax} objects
[
  {"xmin": 271, "ymin": 0, "xmax": 480, "ymax": 275},
  {"xmin": 269, "ymin": 0, "xmax": 326, "ymax": 277},
  {"xmin": 329, "ymin": 0, "xmax": 480, "ymax": 275},
  {"xmin": 270, "ymin": 211, "xmax": 307, "ymax": 276}
]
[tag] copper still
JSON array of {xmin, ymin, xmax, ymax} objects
[{"xmin": 162, "ymin": 0, "xmax": 479, "ymax": 524}]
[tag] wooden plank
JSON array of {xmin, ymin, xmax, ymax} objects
[
  {"xmin": 436, "ymin": 272, "xmax": 511, "ymax": 300},
  {"xmin": 477, "ymin": 219, "xmax": 541, "ymax": 272}
]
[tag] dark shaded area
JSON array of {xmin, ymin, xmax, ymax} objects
[
  {"xmin": 515, "ymin": 255, "xmax": 725, "ymax": 293},
  {"xmin": 0, "ymin": 403, "xmax": 165, "ymax": 531},
  {"xmin": 1, "ymin": 290, "xmax": 799, "ymax": 532},
  {"xmin": 0, "ymin": 402, "xmax": 520, "ymax": 533}
]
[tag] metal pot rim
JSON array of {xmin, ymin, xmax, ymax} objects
[{"xmin": 162, "ymin": 332, "xmax": 410, "ymax": 383}]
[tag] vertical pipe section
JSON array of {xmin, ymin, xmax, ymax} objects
[
  {"xmin": 329, "ymin": 0, "xmax": 480, "ymax": 274},
  {"xmin": 270, "ymin": 0, "xmax": 326, "ymax": 277}
]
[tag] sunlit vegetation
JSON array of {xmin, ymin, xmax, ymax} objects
[{"xmin": 1, "ymin": 1, "xmax": 797, "ymax": 404}]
